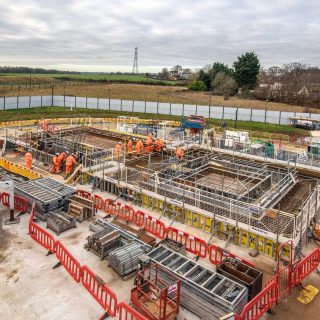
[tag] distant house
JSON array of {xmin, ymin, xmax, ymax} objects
[{"xmin": 169, "ymin": 65, "xmax": 193, "ymax": 80}]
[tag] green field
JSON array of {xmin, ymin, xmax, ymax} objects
[
  {"xmin": 0, "ymin": 107, "xmax": 307, "ymax": 137},
  {"xmin": 0, "ymin": 73, "xmax": 179, "ymax": 85}
]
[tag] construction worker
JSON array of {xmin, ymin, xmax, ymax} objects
[
  {"xmin": 42, "ymin": 119, "xmax": 49, "ymax": 131},
  {"xmin": 127, "ymin": 138, "xmax": 133, "ymax": 154},
  {"xmin": 49, "ymin": 153, "xmax": 59, "ymax": 173},
  {"xmin": 155, "ymin": 138, "xmax": 164, "ymax": 152},
  {"xmin": 146, "ymin": 136, "xmax": 153, "ymax": 153},
  {"xmin": 65, "ymin": 153, "xmax": 77, "ymax": 176},
  {"xmin": 176, "ymin": 147, "xmax": 184, "ymax": 161},
  {"xmin": 39, "ymin": 118, "xmax": 44, "ymax": 130},
  {"xmin": 115, "ymin": 142, "xmax": 122, "ymax": 157},
  {"xmin": 56, "ymin": 151, "xmax": 66, "ymax": 174},
  {"xmin": 24, "ymin": 150, "xmax": 33, "ymax": 169},
  {"xmin": 136, "ymin": 139, "xmax": 144, "ymax": 156}
]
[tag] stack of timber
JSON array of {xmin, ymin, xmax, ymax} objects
[{"xmin": 68, "ymin": 194, "xmax": 95, "ymax": 222}]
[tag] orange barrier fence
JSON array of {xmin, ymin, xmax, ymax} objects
[
  {"xmin": 208, "ymin": 244, "xmax": 224, "ymax": 265},
  {"xmin": 29, "ymin": 221, "xmax": 56, "ymax": 254},
  {"xmin": 81, "ymin": 265, "xmax": 118, "ymax": 317},
  {"xmin": 294, "ymin": 248, "xmax": 320, "ymax": 284},
  {"xmin": 56, "ymin": 240, "xmax": 82, "ymax": 283},
  {"xmin": 0, "ymin": 192, "xmax": 28, "ymax": 212},
  {"xmin": 76, "ymin": 189, "xmax": 256, "ymax": 266},
  {"xmin": 238, "ymin": 281, "xmax": 278, "ymax": 320},
  {"xmin": 27, "ymin": 195, "xmax": 320, "ymax": 320},
  {"xmin": 117, "ymin": 302, "xmax": 147, "ymax": 320},
  {"xmin": 166, "ymin": 226, "xmax": 207, "ymax": 258}
]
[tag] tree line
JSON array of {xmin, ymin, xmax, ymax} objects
[
  {"xmin": 0, "ymin": 66, "xmax": 80, "ymax": 74},
  {"xmin": 188, "ymin": 52, "xmax": 260, "ymax": 99}
]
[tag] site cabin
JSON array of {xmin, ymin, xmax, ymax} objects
[{"xmin": 290, "ymin": 116, "xmax": 320, "ymax": 130}]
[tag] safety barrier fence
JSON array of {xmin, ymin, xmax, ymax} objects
[
  {"xmin": 80, "ymin": 191, "xmax": 255, "ymax": 266},
  {"xmin": 0, "ymin": 191, "xmax": 29, "ymax": 212},
  {"xmin": 27, "ymin": 204, "xmax": 145, "ymax": 320},
  {"xmin": 27, "ymin": 195, "xmax": 320, "ymax": 320},
  {"xmin": 1, "ymin": 95, "xmax": 320, "ymax": 126}
]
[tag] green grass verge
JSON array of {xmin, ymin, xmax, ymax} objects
[
  {"xmin": 0, "ymin": 107, "xmax": 307, "ymax": 137},
  {"xmin": 0, "ymin": 73, "xmax": 178, "ymax": 85}
]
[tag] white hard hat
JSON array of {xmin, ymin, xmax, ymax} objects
[{"xmin": 56, "ymin": 153, "xmax": 59, "ymax": 156}]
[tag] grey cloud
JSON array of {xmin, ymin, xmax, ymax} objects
[{"xmin": 0, "ymin": 0, "xmax": 319, "ymax": 71}]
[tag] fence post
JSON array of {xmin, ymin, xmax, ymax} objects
[
  {"xmin": 169, "ymin": 103, "xmax": 172, "ymax": 115},
  {"xmin": 16, "ymin": 96, "xmax": 19, "ymax": 110},
  {"xmin": 222, "ymin": 106, "xmax": 225, "ymax": 120},
  {"xmin": 279, "ymin": 111, "xmax": 282, "ymax": 125},
  {"xmin": 156, "ymin": 101, "xmax": 159, "ymax": 114},
  {"xmin": 132, "ymin": 100, "xmax": 134, "ymax": 112},
  {"xmin": 208, "ymin": 105, "xmax": 211, "ymax": 118},
  {"xmin": 182, "ymin": 104, "xmax": 184, "ymax": 116},
  {"xmin": 97, "ymin": 98, "xmax": 99, "ymax": 110},
  {"xmin": 75, "ymin": 97, "xmax": 77, "ymax": 109},
  {"xmin": 250, "ymin": 108, "xmax": 253, "ymax": 121},
  {"xmin": 86, "ymin": 96, "xmax": 88, "ymax": 109},
  {"xmin": 195, "ymin": 105, "xmax": 198, "ymax": 115},
  {"xmin": 121, "ymin": 99, "xmax": 123, "ymax": 111},
  {"xmin": 108, "ymin": 96, "xmax": 111, "ymax": 110},
  {"xmin": 144, "ymin": 101, "xmax": 147, "ymax": 113},
  {"xmin": 29, "ymin": 96, "xmax": 31, "ymax": 108},
  {"xmin": 3, "ymin": 97, "xmax": 5, "ymax": 110},
  {"xmin": 41, "ymin": 95, "xmax": 43, "ymax": 108},
  {"xmin": 265, "ymin": 109, "xmax": 267, "ymax": 123}
]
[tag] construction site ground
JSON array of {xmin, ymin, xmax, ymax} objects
[{"xmin": 1, "ymin": 183, "xmax": 320, "ymax": 320}]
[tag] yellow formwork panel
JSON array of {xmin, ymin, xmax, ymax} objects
[
  {"xmin": 257, "ymin": 236, "xmax": 265, "ymax": 254},
  {"xmin": 192, "ymin": 212, "xmax": 199, "ymax": 228},
  {"xmin": 158, "ymin": 200, "xmax": 164, "ymax": 211},
  {"xmin": 265, "ymin": 238, "xmax": 274, "ymax": 257},
  {"xmin": 148, "ymin": 196, "xmax": 153, "ymax": 209},
  {"xmin": 249, "ymin": 233, "xmax": 257, "ymax": 249},
  {"xmin": 186, "ymin": 210, "xmax": 193, "ymax": 225},
  {"xmin": 241, "ymin": 230, "xmax": 248, "ymax": 246},
  {"xmin": 282, "ymin": 245, "xmax": 291, "ymax": 258},
  {"xmin": 205, "ymin": 217, "xmax": 212, "ymax": 233},
  {"xmin": 142, "ymin": 194, "xmax": 148, "ymax": 208},
  {"xmin": 174, "ymin": 206, "xmax": 184, "ymax": 223},
  {"xmin": 0, "ymin": 157, "xmax": 43, "ymax": 180},
  {"xmin": 199, "ymin": 214, "xmax": 206, "ymax": 231},
  {"xmin": 234, "ymin": 228, "xmax": 240, "ymax": 244}
]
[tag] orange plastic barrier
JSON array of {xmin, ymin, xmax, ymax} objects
[
  {"xmin": 135, "ymin": 210, "xmax": 145, "ymax": 227},
  {"xmin": 55, "ymin": 240, "xmax": 82, "ymax": 283},
  {"xmin": 117, "ymin": 302, "xmax": 147, "ymax": 320},
  {"xmin": 76, "ymin": 189, "xmax": 92, "ymax": 199},
  {"xmin": 238, "ymin": 281, "xmax": 278, "ymax": 320},
  {"xmin": 142, "ymin": 214, "xmax": 166, "ymax": 239},
  {"xmin": 208, "ymin": 244, "xmax": 224, "ymax": 265},
  {"xmin": 14, "ymin": 195, "xmax": 28, "ymax": 212},
  {"xmin": 294, "ymin": 247, "xmax": 320, "ymax": 284},
  {"xmin": 81, "ymin": 265, "xmax": 117, "ymax": 317},
  {"xmin": 29, "ymin": 210, "xmax": 56, "ymax": 254},
  {"xmin": 94, "ymin": 194, "xmax": 105, "ymax": 211},
  {"xmin": 118, "ymin": 204, "xmax": 136, "ymax": 223},
  {"xmin": 104, "ymin": 199, "xmax": 119, "ymax": 215},
  {"xmin": 166, "ymin": 227, "xmax": 207, "ymax": 258},
  {"xmin": 0, "ymin": 192, "xmax": 10, "ymax": 206}
]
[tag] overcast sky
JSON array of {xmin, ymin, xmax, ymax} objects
[{"xmin": 0, "ymin": 0, "xmax": 319, "ymax": 72}]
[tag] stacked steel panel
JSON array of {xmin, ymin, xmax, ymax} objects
[
  {"xmin": 14, "ymin": 178, "xmax": 75, "ymax": 219},
  {"xmin": 146, "ymin": 246, "xmax": 248, "ymax": 319},
  {"xmin": 47, "ymin": 211, "xmax": 77, "ymax": 235},
  {"xmin": 87, "ymin": 228, "xmax": 121, "ymax": 260},
  {"xmin": 108, "ymin": 242, "xmax": 149, "ymax": 276}
]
